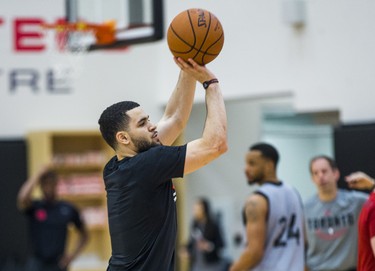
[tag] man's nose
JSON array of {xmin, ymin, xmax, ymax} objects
[
  {"xmin": 317, "ymin": 172, "xmax": 325, "ymax": 180},
  {"xmin": 148, "ymin": 123, "xmax": 156, "ymax": 131}
]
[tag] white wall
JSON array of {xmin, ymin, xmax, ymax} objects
[
  {"xmin": 0, "ymin": 0, "xmax": 166, "ymax": 137},
  {"xmin": 161, "ymin": 0, "xmax": 375, "ymax": 122},
  {"xmin": 2, "ymin": 0, "xmax": 375, "ymax": 137}
]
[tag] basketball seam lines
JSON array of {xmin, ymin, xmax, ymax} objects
[
  {"xmin": 168, "ymin": 30, "xmax": 220, "ymax": 57},
  {"xmin": 192, "ymin": 11, "xmax": 211, "ymax": 63},
  {"xmin": 201, "ymin": 32, "xmax": 224, "ymax": 60},
  {"xmin": 168, "ymin": 10, "xmax": 197, "ymax": 54},
  {"xmin": 188, "ymin": 9, "xmax": 198, "ymax": 49},
  {"xmin": 169, "ymin": 25, "xmax": 196, "ymax": 54},
  {"xmin": 168, "ymin": 9, "xmax": 223, "ymax": 64}
]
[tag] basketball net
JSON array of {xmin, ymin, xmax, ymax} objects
[
  {"xmin": 43, "ymin": 21, "xmax": 116, "ymax": 84},
  {"xmin": 44, "ymin": 23, "xmax": 95, "ymax": 83}
]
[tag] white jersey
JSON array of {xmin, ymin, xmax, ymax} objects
[{"xmin": 250, "ymin": 182, "xmax": 305, "ymax": 271}]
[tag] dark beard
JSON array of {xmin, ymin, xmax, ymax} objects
[
  {"xmin": 133, "ymin": 137, "xmax": 159, "ymax": 153},
  {"xmin": 247, "ymin": 179, "xmax": 258, "ymax": 186},
  {"xmin": 247, "ymin": 175, "xmax": 264, "ymax": 186}
]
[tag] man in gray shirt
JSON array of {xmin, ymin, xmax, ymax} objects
[{"xmin": 304, "ymin": 155, "xmax": 368, "ymax": 271}]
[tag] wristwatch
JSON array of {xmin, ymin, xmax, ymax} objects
[{"xmin": 203, "ymin": 79, "xmax": 219, "ymax": 89}]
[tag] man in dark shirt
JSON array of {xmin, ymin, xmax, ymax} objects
[
  {"xmin": 98, "ymin": 57, "xmax": 228, "ymax": 270},
  {"xmin": 17, "ymin": 165, "xmax": 88, "ymax": 271}
]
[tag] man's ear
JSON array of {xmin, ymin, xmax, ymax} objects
[
  {"xmin": 265, "ymin": 159, "xmax": 275, "ymax": 172},
  {"xmin": 116, "ymin": 131, "xmax": 130, "ymax": 145}
]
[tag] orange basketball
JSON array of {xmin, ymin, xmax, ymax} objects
[{"xmin": 167, "ymin": 8, "xmax": 224, "ymax": 65}]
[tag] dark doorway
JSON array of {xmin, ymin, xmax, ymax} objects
[
  {"xmin": 0, "ymin": 140, "xmax": 29, "ymax": 270},
  {"xmin": 334, "ymin": 123, "xmax": 375, "ymax": 191}
]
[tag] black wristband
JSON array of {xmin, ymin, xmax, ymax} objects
[{"xmin": 203, "ymin": 79, "xmax": 219, "ymax": 89}]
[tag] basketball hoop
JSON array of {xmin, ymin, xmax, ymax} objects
[
  {"xmin": 43, "ymin": 20, "xmax": 117, "ymax": 52},
  {"xmin": 42, "ymin": 20, "xmax": 117, "ymax": 81}
]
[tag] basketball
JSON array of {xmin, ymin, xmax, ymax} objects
[{"xmin": 167, "ymin": 8, "xmax": 224, "ymax": 65}]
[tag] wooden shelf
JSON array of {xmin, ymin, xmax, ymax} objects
[
  {"xmin": 87, "ymin": 225, "xmax": 108, "ymax": 231},
  {"xmin": 69, "ymin": 224, "xmax": 107, "ymax": 232},
  {"xmin": 59, "ymin": 193, "xmax": 105, "ymax": 202}
]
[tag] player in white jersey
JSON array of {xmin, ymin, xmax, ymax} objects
[{"xmin": 230, "ymin": 143, "xmax": 305, "ymax": 271}]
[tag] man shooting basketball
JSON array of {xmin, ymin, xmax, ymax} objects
[{"xmin": 98, "ymin": 57, "xmax": 227, "ymax": 271}]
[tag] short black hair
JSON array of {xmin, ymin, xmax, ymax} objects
[
  {"xmin": 40, "ymin": 170, "xmax": 58, "ymax": 185},
  {"xmin": 309, "ymin": 155, "xmax": 338, "ymax": 173},
  {"xmin": 250, "ymin": 142, "xmax": 279, "ymax": 167},
  {"xmin": 98, "ymin": 101, "xmax": 140, "ymax": 150}
]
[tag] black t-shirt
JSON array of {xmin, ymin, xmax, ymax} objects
[
  {"xmin": 25, "ymin": 200, "xmax": 83, "ymax": 262},
  {"xmin": 103, "ymin": 145, "xmax": 187, "ymax": 271}
]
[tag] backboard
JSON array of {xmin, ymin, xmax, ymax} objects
[{"xmin": 62, "ymin": 0, "xmax": 164, "ymax": 51}]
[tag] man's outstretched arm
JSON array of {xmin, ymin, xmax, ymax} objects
[
  {"xmin": 157, "ymin": 57, "xmax": 219, "ymax": 146},
  {"xmin": 171, "ymin": 58, "xmax": 227, "ymax": 174}
]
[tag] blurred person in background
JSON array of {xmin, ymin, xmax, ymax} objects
[
  {"xmin": 17, "ymin": 164, "xmax": 88, "ymax": 271},
  {"xmin": 181, "ymin": 197, "xmax": 227, "ymax": 271},
  {"xmin": 304, "ymin": 156, "xmax": 368, "ymax": 271}
]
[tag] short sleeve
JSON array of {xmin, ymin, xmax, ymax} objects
[
  {"xmin": 135, "ymin": 145, "xmax": 187, "ymax": 186},
  {"xmin": 353, "ymin": 191, "xmax": 369, "ymax": 205},
  {"xmin": 70, "ymin": 205, "xmax": 84, "ymax": 230}
]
